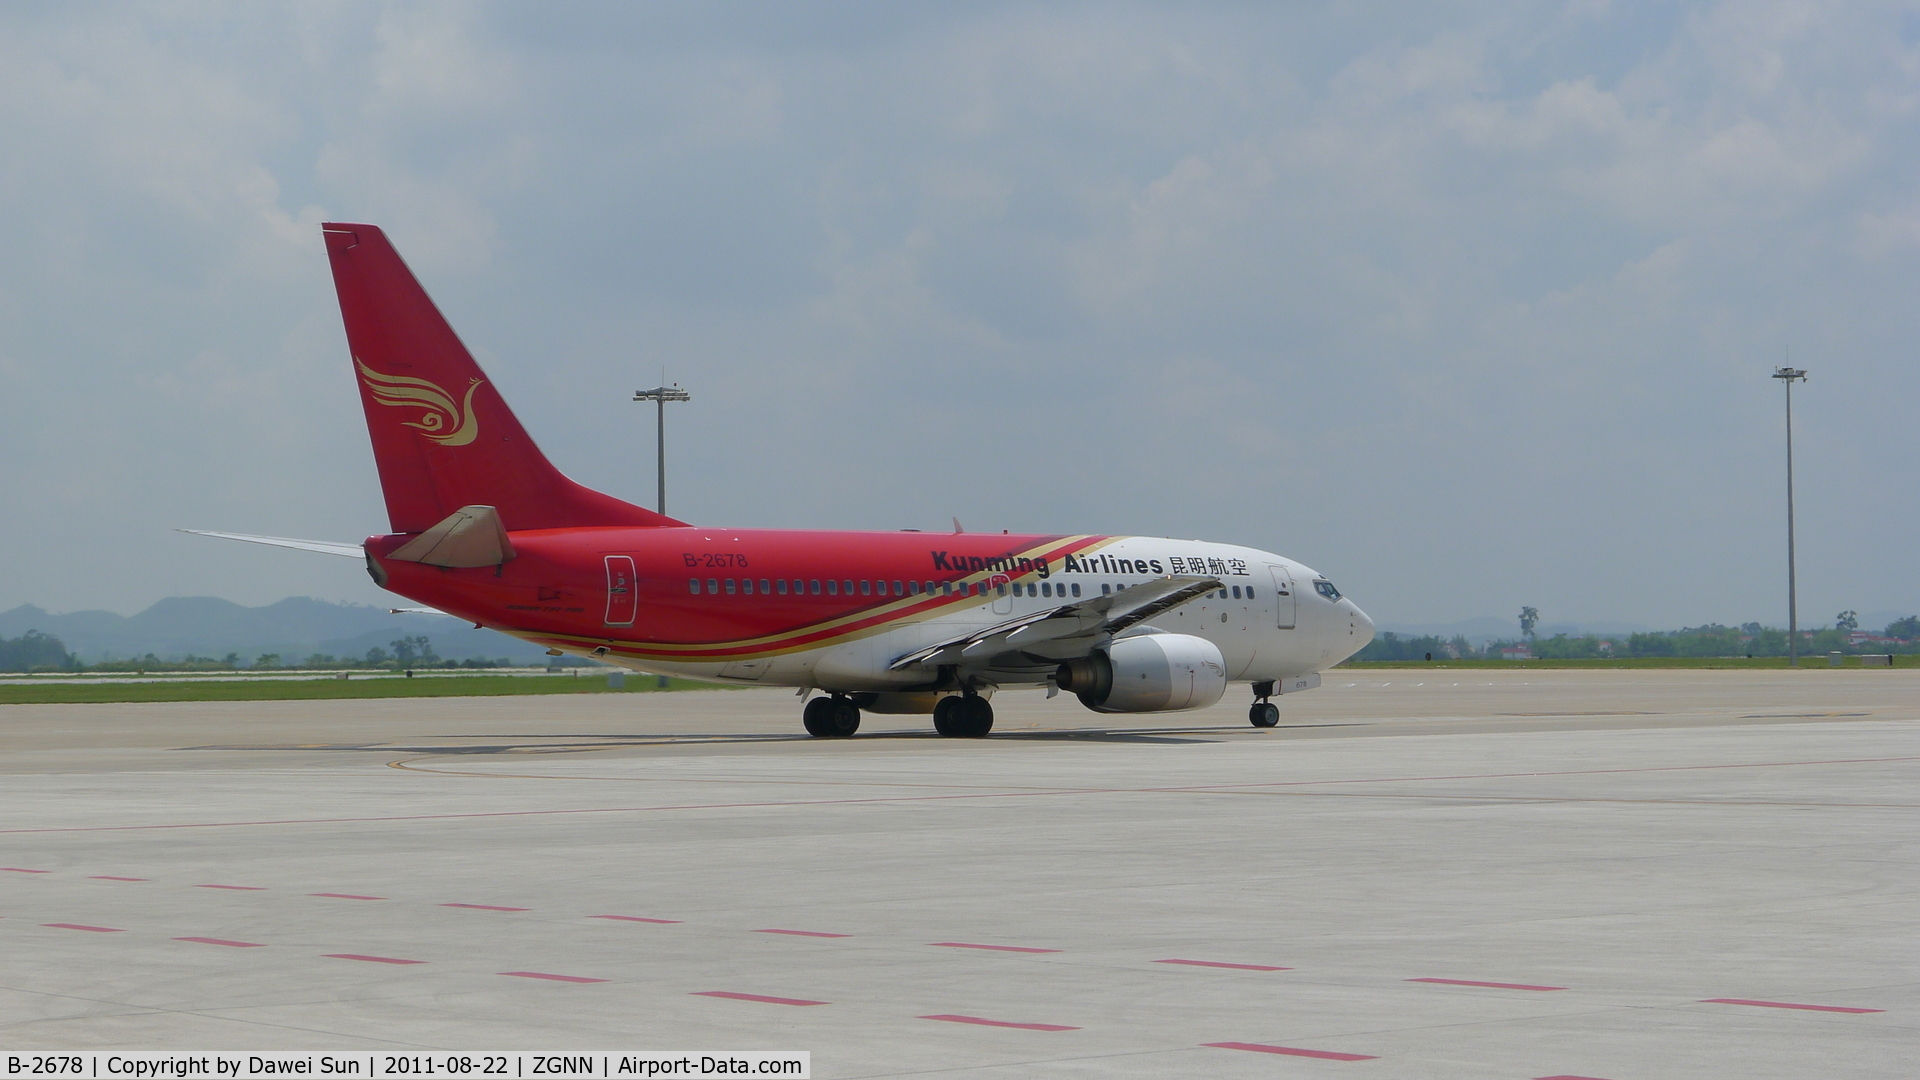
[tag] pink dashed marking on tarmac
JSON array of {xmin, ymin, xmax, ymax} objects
[
  {"xmin": 500, "ymin": 971, "xmax": 607, "ymax": 984},
  {"xmin": 1410, "ymin": 977, "xmax": 1566, "ymax": 991},
  {"xmin": 920, "ymin": 1014, "xmax": 1078, "ymax": 1031},
  {"xmin": 90, "ymin": 876, "xmax": 148, "ymax": 881},
  {"xmin": 443, "ymin": 903, "xmax": 528, "ymax": 911},
  {"xmin": 43, "ymin": 923, "xmax": 123, "ymax": 933},
  {"xmin": 1700, "ymin": 998, "xmax": 1883, "ymax": 1014},
  {"xmin": 196, "ymin": 884, "xmax": 266, "ymax": 891},
  {"xmin": 693, "ymin": 991, "xmax": 827, "ymax": 1006},
  {"xmin": 324, "ymin": 954, "xmax": 424, "ymax": 965},
  {"xmin": 756, "ymin": 929, "xmax": 850, "ymax": 938},
  {"xmin": 1535, "ymin": 1075, "xmax": 1620, "ymax": 1079},
  {"xmin": 175, "ymin": 936, "xmax": 264, "ymax": 948},
  {"xmin": 590, "ymin": 915, "xmax": 680, "ymax": 924},
  {"xmin": 929, "ymin": 941, "xmax": 1060, "ymax": 953},
  {"xmin": 1203, "ymin": 1042, "xmax": 1377, "ymax": 1061},
  {"xmin": 3, "ymin": 868, "xmax": 50, "ymax": 874},
  {"xmin": 1156, "ymin": 959, "xmax": 1291, "ymax": 971},
  {"xmin": 311, "ymin": 893, "xmax": 385, "ymax": 900}
]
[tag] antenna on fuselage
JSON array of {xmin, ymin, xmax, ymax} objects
[{"xmin": 952, "ymin": 517, "xmax": 965, "ymax": 534}]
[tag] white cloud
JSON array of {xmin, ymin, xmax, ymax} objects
[{"xmin": 0, "ymin": 0, "xmax": 1915, "ymax": 629}]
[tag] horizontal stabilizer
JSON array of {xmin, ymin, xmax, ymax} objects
[
  {"xmin": 179, "ymin": 530, "xmax": 364, "ymax": 559},
  {"xmin": 387, "ymin": 505, "xmax": 515, "ymax": 568}
]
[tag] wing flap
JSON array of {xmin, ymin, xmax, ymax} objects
[{"xmin": 890, "ymin": 575, "xmax": 1223, "ymax": 671}]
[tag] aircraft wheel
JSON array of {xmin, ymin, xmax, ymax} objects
[
  {"xmin": 804, "ymin": 696, "xmax": 861, "ymax": 737},
  {"xmin": 944, "ymin": 695, "xmax": 994, "ymax": 738},
  {"xmin": 1249, "ymin": 702, "xmax": 1280, "ymax": 728},
  {"xmin": 932, "ymin": 696, "xmax": 959, "ymax": 737}
]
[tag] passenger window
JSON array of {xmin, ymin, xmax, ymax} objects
[
  {"xmin": 860, "ymin": 580, "xmax": 872, "ymax": 596},
  {"xmin": 688, "ymin": 579, "xmax": 700, "ymax": 595},
  {"xmin": 776, "ymin": 579, "xmax": 789, "ymax": 595},
  {"xmin": 909, "ymin": 581, "xmax": 921, "ymax": 595},
  {"xmin": 1040, "ymin": 582, "xmax": 1051, "ymax": 597},
  {"xmin": 826, "ymin": 580, "xmax": 837, "ymax": 596},
  {"xmin": 1231, "ymin": 585, "xmax": 1241, "ymax": 599},
  {"xmin": 1070, "ymin": 583, "xmax": 1081, "ymax": 597},
  {"xmin": 742, "ymin": 579, "xmax": 753, "ymax": 596},
  {"xmin": 997, "ymin": 584, "xmax": 1007, "ymax": 597},
  {"xmin": 725, "ymin": 578, "xmax": 737, "ymax": 595},
  {"xmin": 1246, "ymin": 587, "xmax": 1254, "ymax": 599},
  {"xmin": 760, "ymin": 578, "xmax": 771, "ymax": 594},
  {"xmin": 1029, "ymin": 583, "xmax": 1038, "ymax": 596},
  {"xmin": 1101, "ymin": 584, "xmax": 1111, "ymax": 595},
  {"xmin": 941, "ymin": 583, "xmax": 951, "ymax": 595},
  {"xmin": 707, "ymin": 578, "xmax": 719, "ymax": 595},
  {"xmin": 893, "ymin": 580, "xmax": 904, "ymax": 596},
  {"xmin": 843, "ymin": 580, "xmax": 853, "ymax": 596},
  {"xmin": 810, "ymin": 579, "xmax": 821, "ymax": 595}
]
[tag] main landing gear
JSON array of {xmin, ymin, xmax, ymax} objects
[
  {"xmin": 932, "ymin": 694, "xmax": 994, "ymax": 738},
  {"xmin": 1248, "ymin": 681, "xmax": 1280, "ymax": 728},
  {"xmin": 803, "ymin": 695, "xmax": 861, "ymax": 738}
]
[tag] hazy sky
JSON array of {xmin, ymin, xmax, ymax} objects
[{"xmin": 2, "ymin": 1, "xmax": 1916, "ymax": 629}]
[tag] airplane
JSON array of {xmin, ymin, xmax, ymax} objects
[{"xmin": 191, "ymin": 222, "xmax": 1375, "ymax": 738}]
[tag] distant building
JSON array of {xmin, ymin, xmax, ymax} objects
[
  {"xmin": 1499, "ymin": 645, "xmax": 1533, "ymax": 660},
  {"xmin": 1847, "ymin": 631, "xmax": 1905, "ymax": 647}
]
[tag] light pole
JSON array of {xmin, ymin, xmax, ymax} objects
[
  {"xmin": 1773, "ymin": 365, "xmax": 1807, "ymax": 667},
  {"xmin": 633, "ymin": 384, "xmax": 690, "ymax": 516}
]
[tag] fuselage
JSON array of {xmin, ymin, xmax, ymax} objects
[{"xmin": 370, "ymin": 527, "xmax": 1375, "ymax": 693}]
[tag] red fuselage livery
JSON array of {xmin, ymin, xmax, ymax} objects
[{"xmin": 212, "ymin": 223, "xmax": 1375, "ymax": 738}]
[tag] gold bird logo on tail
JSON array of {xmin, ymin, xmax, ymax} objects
[{"xmin": 356, "ymin": 359, "xmax": 482, "ymax": 446}]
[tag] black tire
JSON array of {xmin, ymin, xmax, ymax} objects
[
  {"xmin": 1250, "ymin": 702, "xmax": 1280, "ymax": 728},
  {"xmin": 932, "ymin": 696, "xmax": 958, "ymax": 737},
  {"xmin": 948, "ymin": 695, "xmax": 994, "ymax": 738},
  {"xmin": 802, "ymin": 696, "xmax": 838, "ymax": 737},
  {"xmin": 827, "ymin": 699, "xmax": 861, "ymax": 736}
]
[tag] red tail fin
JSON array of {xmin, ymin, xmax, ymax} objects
[{"xmin": 322, "ymin": 223, "xmax": 683, "ymax": 534}]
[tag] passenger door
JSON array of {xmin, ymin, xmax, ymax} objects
[
  {"xmin": 1267, "ymin": 564, "xmax": 1295, "ymax": 629},
  {"xmin": 604, "ymin": 555, "xmax": 637, "ymax": 626},
  {"xmin": 990, "ymin": 574, "xmax": 1013, "ymax": 615}
]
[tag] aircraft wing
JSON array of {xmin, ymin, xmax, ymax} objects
[
  {"xmin": 178, "ymin": 529, "xmax": 365, "ymax": 559},
  {"xmin": 889, "ymin": 575, "xmax": 1224, "ymax": 671}
]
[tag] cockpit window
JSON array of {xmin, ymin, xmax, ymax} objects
[{"xmin": 1315, "ymin": 580, "xmax": 1342, "ymax": 601}]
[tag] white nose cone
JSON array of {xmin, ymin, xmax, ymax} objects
[
  {"xmin": 1330, "ymin": 600, "xmax": 1375, "ymax": 667},
  {"xmin": 1353, "ymin": 603, "xmax": 1376, "ymax": 648}
]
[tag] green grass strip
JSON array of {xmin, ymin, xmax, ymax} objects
[
  {"xmin": 0, "ymin": 674, "xmax": 723, "ymax": 705},
  {"xmin": 1344, "ymin": 657, "xmax": 1899, "ymax": 670}
]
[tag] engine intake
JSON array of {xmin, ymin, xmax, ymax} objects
[{"xmin": 1056, "ymin": 634, "xmax": 1228, "ymax": 713}]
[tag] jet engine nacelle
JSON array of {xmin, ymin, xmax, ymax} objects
[{"xmin": 1055, "ymin": 634, "xmax": 1228, "ymax": 713}]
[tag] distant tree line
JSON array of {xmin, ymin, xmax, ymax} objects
[
  {"xmin": 0, "ymin": 630, "xmax": 79, "ymax": 672},
  {"xmin": 0, "ymin": 631, "xmax": 518, "ymax": 673},
  {"xmin": 1358, "ymin": 615, "xmax": 1920, "ymax": 662}
]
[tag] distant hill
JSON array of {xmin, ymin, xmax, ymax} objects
[{"xmin": 0, "ymin": 597, "xmax": 555, "ymax": 665}]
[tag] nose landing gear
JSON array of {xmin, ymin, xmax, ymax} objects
[
  {"xmin": 1249, "ymin": 680, "xmax": 1280, "ymax": 728},
  {"xmin": 932, "ymin": 693, "xmax": 994, "ymax": 738},
  {"xmin": 803, "ymin": 695, "xmax": 861, "ymax": 737}
]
